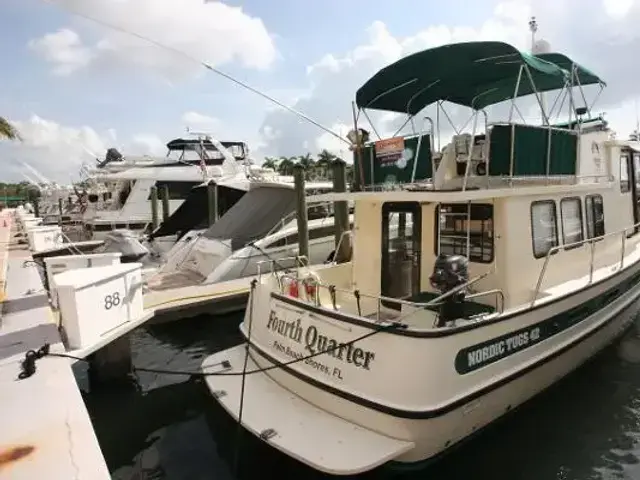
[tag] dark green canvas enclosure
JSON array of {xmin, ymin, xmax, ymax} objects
[{"xmin": 488, "ymin": 124, "xmax": 577, "ymax": 176}]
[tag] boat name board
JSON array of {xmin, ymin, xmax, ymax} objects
[
  {"xmin": 455, "ymin": 325, "xmax": 543, "ymax": 374},
  {"xmin": 266, "ymin": 308, "xmax": 376, "ymax": 375}
]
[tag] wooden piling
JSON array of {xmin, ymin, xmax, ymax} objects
[
  {"xmin": 161, "ymin": 184, "xmax": 170, "ymax": 222},
  {"xmin": 293, "ymin": 164, "xmax": 309, "ymax": 264},
  {"xmin": 332, "ymin": 159, "xmax": 351, "ymax": 263},
  {"xmin": 207, "ymin": 182, "xmax": 218, "ymax": 227},
  {"xmin": 150, "ymin": 186, "xmax": 159, "ymax": 230}
]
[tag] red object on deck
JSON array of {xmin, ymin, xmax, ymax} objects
[{"xmin": 288, "ymin": 281, "xmax": 299, "ymax": 298}]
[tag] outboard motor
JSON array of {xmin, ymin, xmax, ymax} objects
[
  {"xmin": 101, "ymin": 229, "xmax": 150, "ymax": 263},
  {"xmin": 429, "ymin": 254, "xmax": 469, "ymax": 327}
]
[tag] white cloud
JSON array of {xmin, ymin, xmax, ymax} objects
[
  {"xmin": 603, "ymin": 0, "xmax": 634, "ymax": 18},
  {"xmin": 315, "ymin": 122, "xmax": 352, "ymax": 157},
  {"xmin": 260, "ymin": 0, "xmax": 640, "ymax": 157},
  {"xmin": 129, "ymin": 134, "xmax": 166, "ymax": 156},
  {"xmin": 0, "ymin": 115, "xmax": 164, "ymax": 183},
  {"xmin": 181, "ymin": 111, "xmax": 221, "ymax": 132},
  {"xmin": 28, "ymin": 28, "xmax": 93, "ymax": 76},
  {"xmin": 30, "ymin": 0, "xmax": 277, "ymax": 79}
]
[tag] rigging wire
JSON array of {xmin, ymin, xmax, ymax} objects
[{"xmin": 39, "ymin": 0, "xmax": 350, "ymax": 146}]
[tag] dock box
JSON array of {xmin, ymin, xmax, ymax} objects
[
  {"xmin": 44, "ymin": 252, "xmax": 122, "ymax": 308},
  {"xmin": 55, "ymin": 263, "xmax": 143, "ymax": 350},
  {"xmin": 26, "ymin": 225, "xmax": 62, "ymax": 252}
]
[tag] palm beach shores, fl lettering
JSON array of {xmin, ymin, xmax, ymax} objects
[
  {"xmin": 266, "ymin": 310, "xmax": 376, "ymax": 374},
  {"xmin": 455, "ymin": 325, "xmax": 542, "ymax": 374}
]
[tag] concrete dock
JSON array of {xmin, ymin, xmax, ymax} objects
[{"xmin": 0, "ymin": 210, "xmax": 110, "ymax": 479}]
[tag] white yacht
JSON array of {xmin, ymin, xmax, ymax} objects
[
  {"xmin": 202, "ymin": 40, "xmax": 640, "ymax": 475},
  {"xmin": 144, "ymin": 180, "xmax": 340, "ymax": 292},
  {"xmin": 82, "ymin": 137, "xmax": 259, "ymax": 240}
]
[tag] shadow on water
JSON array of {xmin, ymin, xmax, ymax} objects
[{"xmin": 83, "ymin": 313, "xmax": 640, "ymax": 480}]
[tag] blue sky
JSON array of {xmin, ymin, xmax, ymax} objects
[{"xmin": 1, "ymin": 0, "xmax": 639, "ymax": 183}]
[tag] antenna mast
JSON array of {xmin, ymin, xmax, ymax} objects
[{"xmin": 529, "ymin": 16, "xmax": 538, "ymax": 52}]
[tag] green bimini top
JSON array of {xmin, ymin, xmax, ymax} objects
[
  {"xmin": 355, "ymin": 41, "xmax": 604, "ymax": 114},
  {"xmin": 534, "ymin": 52, "xmax": 605, "ymax": 87}
]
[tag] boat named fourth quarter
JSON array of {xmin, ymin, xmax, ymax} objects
[{"xmin": 201, "ymin": 39, "xmax": 640, "ymax": 475}]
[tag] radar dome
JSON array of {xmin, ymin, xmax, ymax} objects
[{"xmin": 532, "ymin": 39, "xmax": 551, "ymax": 54}]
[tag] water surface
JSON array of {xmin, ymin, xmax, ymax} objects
[{"xmin": 83, "ymin": 313, "xmax": 640, "ymax": 480}]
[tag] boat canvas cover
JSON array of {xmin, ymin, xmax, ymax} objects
[
  {"xmin": 355, "ymin": 41, "xmax": 604, "ymax": 114},
  {"xmin": 202, "ymin": 186, "xmax": 296, "ymax": 250},
  {"xmin": 150, "ymin": 184, "xmax": 246, "ymax": 239},
  {"xmin": 534, "ymin": 52, "xmax": 605, "ymax": 87}
]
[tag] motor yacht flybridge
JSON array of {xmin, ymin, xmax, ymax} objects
[{"xmin": 202, "ymin": 40, "xmax": 640, "ymax": 474}]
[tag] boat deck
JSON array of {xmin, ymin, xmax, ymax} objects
[{"xmin": 0, "ymin": 212, "xmax": 110, "ymax": 479}]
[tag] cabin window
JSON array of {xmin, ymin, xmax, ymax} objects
[
  {"xmin": 435, "ymin": 203, "xmax": 493, "ymax": 263},
  {"xmin": 620, "ymin": 155, "xmax": 630, "ymax": 193},
  {"xmin": 634, "ymin": 154, "xmax": 640, "ymax": 187},
  {"xmin": 560, "ymin": 197, "xmax": 583, "ymax": 248},
  {"xmin": 531, "ymin": 200, "xmax": 558, "ymax": 259},
  {"xmin": 585, "ymin": 194, "xmax": 605, "ymax": 239}
]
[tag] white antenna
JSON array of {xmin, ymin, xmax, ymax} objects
[
  {"xmin": 529, "ymin": 16, "xmax": 538, "ymax": 52},
  {"xmin": 186, "ymin": 128, "xmax": 241, "ymax": 179},
  {"xmin": 21, "ymin": 161, "xmax": 51, "ymax": 185},
  {"xmin": 21, "ymin": 173, "xmax": 41, "ymax": 188},
  {"xmin": 633, "ymin": 98, "xmax": 640, "ymax": 136}
]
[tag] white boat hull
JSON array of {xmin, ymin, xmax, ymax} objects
[{"xmin": 203, "ymin": 261, "xmax": 640, "ymax": 474}]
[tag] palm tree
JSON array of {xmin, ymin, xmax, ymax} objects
[
  {"xmin": 316, "ymin": 149, "xmax": 337, "ymax": 179},
  {"xmin": 0, "ymin": 117, "xmax": 20, "ymax": 140},
  {"xmin": 262, "ymin": 157, "xmax": 279, "ymax": 171},
  {"xmin": 277, "ymin": 156, "xmax": 296, "ymax": 176}
]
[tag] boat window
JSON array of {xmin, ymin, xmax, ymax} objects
[
  {"xmin": 560, "ymin": 197, "xmax": 583, "ymax": 248},
  {"xmin": 621, "ymin": 155, "xmax": 630, "ymax": 193},
  {"xmin": 634, "ymin": 154, "xmax": 640, "ymax": 188},
  {"xmin": 531, "ymin": 200, "xmax": 558, "ymax": 259},
  {"xmin": 434, "ymin": 203, "xmax": 493, "ymax": 263},
  {"xmin": 149, "ymin": 181, "xmax": 201, "ymax": 200},
  {"xmin": 585, "ymin": 194, "xmax": 605, "ymax": 239},
  {"xmin": 118, "ymin": 180, "xmax": 135, "ymax": 206}
]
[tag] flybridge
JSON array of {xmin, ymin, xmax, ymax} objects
[{"xmin": 165, "ymin": 138, "xmax": 248, "ymax": 162}]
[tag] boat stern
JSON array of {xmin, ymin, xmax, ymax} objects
[{"xmin": 201, "ymin": 344, "xmax": 414, "ymax": 475}]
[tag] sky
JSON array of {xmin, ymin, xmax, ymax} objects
[{"xmin": 0, "ymin": 0, "xmax": 639, "ymax": 183}]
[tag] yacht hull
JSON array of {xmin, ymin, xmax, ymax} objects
[{"xmin": 202, "ymin": 262, "xmax": 640, "ymax": 475}]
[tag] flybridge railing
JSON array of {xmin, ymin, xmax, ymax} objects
[
  {"xmin": 355, "ymin": 118, "xmax": 611, "ymax": 193},
  {"xmin": 530, "ymin": 220, "xmax": 640, "ymax": 307}
]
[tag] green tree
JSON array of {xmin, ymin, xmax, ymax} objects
[
  {"xmin": 277, "ymin": 156, "xmax": 297, "ymax": 176},
  {"xmin": 315, "ymin": 149, "xmax": 337, "ymax": 179},
  {"xmin": 0, "ymin": 117, "xmax": 20, "ymax": 140},
  {"xmin": 263, "ymin": 157, "xmax": 279, "ymax": 170}
]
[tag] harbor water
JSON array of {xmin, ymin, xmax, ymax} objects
[{"xmin": 82, "ymin": 311, "xmax": 640, "ymax": 480}]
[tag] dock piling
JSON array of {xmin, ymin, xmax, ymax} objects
[
  {"xmin": 207, "ymin": 181, "xmax": 219, "ymax": 227},
  {"xmin": 293, "ymin": 164, "xmax": 309, "ymax": 263},
  {"xmin": 332, "ymin": 159, "xmax": 351, "ymax": 263},
  {"xmin": 161, "ymin": 184, "xmax": 170, "ymax": 222},
  {"xmin": 150, "ymin": 186, "xmax": 159, "ymax": 230}
]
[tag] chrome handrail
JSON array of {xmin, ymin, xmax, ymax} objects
[
  {"xmin": 530, "ymin": 220, "xmax": 640, "ymax": 307},
  {"xmin": 273, "ymin": 260, "xmax": 501, "ymax": 325}
]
